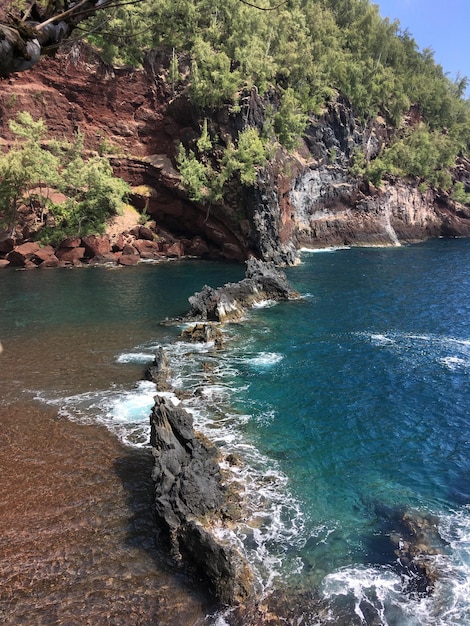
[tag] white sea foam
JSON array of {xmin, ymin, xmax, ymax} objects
[
  {"xmin": 362, "ymin": 331, "xmax": 470, "ymax": 375},
  {"xmin": 439, "ymin": 356, "xmax": 469, "ymax": 371},
  {"xmin": 430, "ymin": 507, "xmax": 470, "ymax": 625},
  {"xmin": 34, "ymin": 379, "xmax": 158, "ymax": 447},
  {"xmin": 116, "ymin": 351, "xmax": 155, "ymax": 364},
  {"xmin": 155, "ymin": 338, "xmax": 306, "ymax": 592},
  {"xmin": 300, "ymin": 246, "xmax": 351, "ymax": 253},
  {"xmin": 322, "ymin": 565, "xmax": 405, "ymax": 624},
  {"xmin": 104, "ymin": 379, "xmax": 157, "ymax": 423},
  {"xmin": 247, "ymin": 352, "xmax": 284, "ymax": 367},
  {"xmin": 252, "ymin": 299, "xmax": 277, "ymax": 309},
  {"xmin": 370, "ymin": 333, "xmax": 396, "ymax": 346},
  {"xmin": 319, "ymin": 506, "xmax": 470, "ymax": 626}
]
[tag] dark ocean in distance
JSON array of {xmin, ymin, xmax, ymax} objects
[{"xmin": 1, "ymin": 239, "xmax": 469, "ymax": 625}]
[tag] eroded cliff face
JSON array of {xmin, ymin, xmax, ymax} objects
[
  {"xmin": 244, "ymin": 98, "xmax": 470, "ymax": 255},
  {"xmin": 1, "ymin": 44, "xmax": 470, "ymax": 266},
  {"xmin": 0, "ymin": 44, "xmax": 252, "ymax": 263},
  {"xmin": 291, "ymin": 171, "xmax": 470, "ymax": 249}
]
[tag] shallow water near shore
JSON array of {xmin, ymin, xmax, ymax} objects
[{"xmin": 1, "ymin": 242, "xmax": 470, "ymax": 625}]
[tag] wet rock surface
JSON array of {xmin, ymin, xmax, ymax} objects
[
  {"xmin": 372, "ymin": 503, "xmax": 449, "ymax": 599},
  {"xmin": 149, "ymin": 394, "xmax": 254, "ymax": 606},
  {"xmin": 180, "ymin": 323, "xmax": 224, "ymax": 348},
  {"xmin": 185, "ymin": 258, "xmax": 300, "ymax": 323},
  {"xmin": 145, "ymin": 347, "xmax": 173, "ymax": 391},
  {"xmin": 391, "ymin": 509, "xmax": 448, "ymax": 597},
  {"xmin": 148, "ymin": 261, "xmax": 300, "ymax": 608}
]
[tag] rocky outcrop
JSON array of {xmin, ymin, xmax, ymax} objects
[
  {"xmin": 149, "ymin": 393, "xmax": 254, "ymax": 605},
  {"xmin": 146, "ymin": 335, "xmax": 253, "ymax": 604},
  {"xmin": 181, "ymin": 323, "xmax": 224, "ymax": 348},
  {"xmin": 148, "ymin": 261, "xmax": 299, "ymax": 607},
  {"xmin": 185, "ymin": 258, "xmax": 300, "ymax": 323},
  {"xmin": 390, "ymin": 509, "xmax": 448, "ymax": 597},
  {"xmin": 145, "ymin": 347, "xmax": 172, "ymax": 391}
]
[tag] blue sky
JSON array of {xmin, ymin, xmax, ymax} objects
[{"xmin": 375, "ymin": 0, "xmax": 470, "ymax": 94}]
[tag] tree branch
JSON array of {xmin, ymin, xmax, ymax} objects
[{"xmin": 0, "ymin": 0, "xmax": 115, "ymax": 76}]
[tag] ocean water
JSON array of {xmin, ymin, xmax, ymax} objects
[{"xmin": 1, "ymin": 241, "xmax": 470, "ymax": 625}]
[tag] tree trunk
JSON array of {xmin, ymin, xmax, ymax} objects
[{"xmin": 0, "ymin": 1, "xmax": 110, "ymax": 76}]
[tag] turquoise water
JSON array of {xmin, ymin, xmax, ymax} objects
[{"xmin": 1, "ymin": 242, "xmax": 470, "ymax": 624}]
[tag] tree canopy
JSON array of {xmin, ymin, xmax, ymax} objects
[
  {"xmin": 0, "ymin": 111, "xmax": 130, "ymax": 243},
  {"xmin": 1, "ymin": 0, "xmax": 470, "ymax": 191}
]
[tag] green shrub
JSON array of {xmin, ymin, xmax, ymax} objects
[{"xmin": 0, "ymin": 112, "xmax": 129, "ymax": 238}]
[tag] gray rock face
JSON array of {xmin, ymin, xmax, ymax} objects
[
  {"xmin": 150, "ymin": 396, "xmax": 223, "ymax": 526},
  {"xmin": 150, "ymin": 394, "xmax": 254, "ymax": 604},
  {"xmin": 303, "ymin": 96, "xmax": 364, "ymax": 165},
  {"xmin": 244, "ymin": 95, "xmax": 470, "ymax": 257},
  {"xmin": 145, "ymin": 347, "xmax": 172, "ymax": 391},
  {"xmin": 185, "ymin": 258, "xmax": 299, "ymax": 323},
  {"xmin": 246, "ymin": 165, "xmax": 299, "ymax": 266}
]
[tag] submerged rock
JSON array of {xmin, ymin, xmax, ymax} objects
[
  {"xmin": 391, "ymin": 509, "xmax": 448, "ymax": 597},
  {"xmin": 180, "ymin": 322, "xmax": 224, "ymax": 348}
]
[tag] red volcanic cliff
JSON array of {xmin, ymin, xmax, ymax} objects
[
  {"xmin": 1, "ymin": 43, "xmax": 470, "ymax": 269},
  {"xmin": 0, "ymin": 44, "xmax": 252, "ymax": 267}
]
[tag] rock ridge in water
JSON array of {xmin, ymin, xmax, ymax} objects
[
  {"xmin": 149, "ymin": 395, "xmax": 254, "ymax": 605},
  {"xmin": 185, "ymin": 258, "xmax": 300, "ymax": 323},
  {"xmin": 149, "ymin": 260, "xmax": 299, "ymax": 608}
]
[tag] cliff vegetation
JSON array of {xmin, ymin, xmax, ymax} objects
[
  {"xmin": 80, "ymin": 0, "xmax": 470, "ymax": 191},
  {"xmin": 1, "ymin": 0, "xmax": 470, "ymax": 266}
]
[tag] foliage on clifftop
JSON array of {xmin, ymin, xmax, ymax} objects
[
  {"xmin": 2, "ymin": 0, "xmax": 470, "ymax": 198},
  {"xmin": 81, "ymin": 0, "xmax": 470, "ymax": 194}
]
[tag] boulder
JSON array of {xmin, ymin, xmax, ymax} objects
[
  {"xmin": 122, "ymin": 243, "xmax": 139, "ymax": 256},
  {"xmin": 133, "ymin": 239, "xmax": 161, "ymax": 258},
  {"xmin": 81, "ymin": 234, "xmax": 112, "ymax": 258},
  {"xmin": 87, "ymin": 253, "xmax": 118, "ymax": 265},
  {"xmin": 111, "ymin": 233, "xmax": 127, "ymax": 252},
  {"xmin": 118, "ymin": 254, "xmax": 139, "ymax": 266},
  {"xmin": 0, "ymin": 237, "xmax": 15, "ymax": 254},
  {"xmin": 31, "ymin": 245, "xmax": 59, "ymax": 267},
  {"xmin": 138, "ymin": 225, "xmax": 154, "ymax": 240},
  {"xmin": 56, "ymin": 246, "xmax": 86, "ymax": 264},
  {"xmin": 39, "ymin": 255, "xmax": 60, "ymax": 268},
  {"xmin": 6, "ymin": 242, "xmax": 40, "ymax": 266},
  {"xmin": 165, "ymin": 241, "xmax": 184, "ymax": 257}
]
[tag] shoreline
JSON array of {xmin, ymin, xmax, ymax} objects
[
  {"xmin": 145, "ymin": 255, "xmax": 455, "ymax": 624},
  {"xmin": 145, "ymin": 260, "xmax": 309, "ymax": 622}
]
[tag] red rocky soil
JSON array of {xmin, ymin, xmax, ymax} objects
[{"xmin": 0, "ymin": 43, "xmax": 249, "ymax": 268}]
